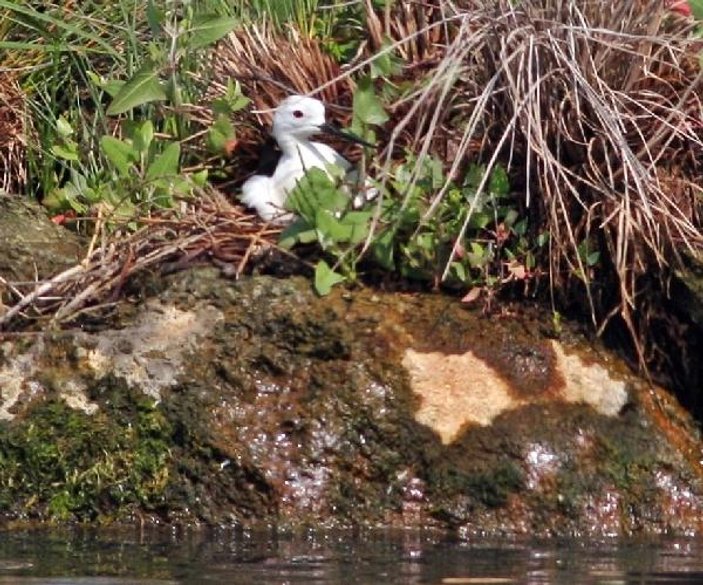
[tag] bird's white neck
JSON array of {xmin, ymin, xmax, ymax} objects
[{"xmin": 273, "ymin": 131, "xmax": 313, "ymax": 157}]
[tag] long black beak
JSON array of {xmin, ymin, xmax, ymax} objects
[{"xmin": 319, "ymin": 123, "xmax": 376, "ymax": 148}]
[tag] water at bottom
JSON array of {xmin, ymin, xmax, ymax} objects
[{"xmin": 0, "ymin": 528, "xmax": 701, "ymax": 585}]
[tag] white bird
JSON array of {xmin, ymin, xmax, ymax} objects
[{"xmin": 240, "ymin": 95, "xmax": 374, "ymax": 223}]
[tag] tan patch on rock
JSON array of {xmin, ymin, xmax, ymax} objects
[
  {"xmin": 83, "ymin": 301, "xmax": 223, "ymax": 400},
  {"xmin": 551, "ymin": 341, "xmax": 628, "ymax": 416},
  {"xmin": 402, "ymin": 348, "xmax": 518, "ymax": 444}
]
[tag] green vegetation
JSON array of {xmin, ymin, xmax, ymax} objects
[{"xmin": 0, "ymin": 387, "xmax": 171, "ymax": 521}]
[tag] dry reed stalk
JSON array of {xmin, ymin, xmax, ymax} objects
[{"xmin": 0, "ymin": 74, "xmax": 28, "ymax": 195}]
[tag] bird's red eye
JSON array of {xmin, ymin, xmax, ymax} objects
[{"xmin": 292, "ymin": 110, "xmax": 304, "ymax": 118}]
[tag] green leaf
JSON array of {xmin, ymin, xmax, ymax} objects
[
  {"xmin": 373, "ymin": 229, "xmax": 395, "ymax": 270},
  {"xmin": 192, "ymin": 169, "xmax": 208, "ymax": 187},
  {"xmin": 315, "ymin": 209, "xmax": 354, "ymax": 245},
  {"xmin": 132, "ymin": 120, "xmax": 154, "ymax": 155},
  {"xmin": 56, "ymin": 116, "xmax": 73, "ymax": 138},
  {"xmin": 146, "ymin": 0, "xmax": 164, "ymax": 35},
  {"xmin": 587, "ymin": 251, "xmax": 600, "ymax": 267},
  {"xmin": 449, "ymin": 262, "xmax": 468, "ymax": 282},
  {"xmin": 100, "ymin": 136, "xmax": 137, "ymax": 176},
  {"xmin": 503, "ymin": 208, "xmax": 519, "ymax": 228},
  {"xmin": 353, "ymin": 77, "xmax": 389, "ymax": 126},
  {"xmin": 342, "ymin": 211, "xmax": 372, "ymax": 244},
  {"xmin": 314, "ymin": 260, "xmax": 346, "ymax": 296},
  {"xmin": 51, "ymin": 142, "xmax": 79, "ymax": 162},
  {"xmin": 207, "ymin": 114, "xmax": 236, "ymax": 153},
  {"xmin": 467, "ymin": 242, "xmax": 486, "ymax": 268},
  {"xmin": 279, "ymin": 219, "xmax": 317, "ymax": 249},
  {"xmin": 369, "ymin": 39, "xmax": 402, "ymax": 78},
  {"xmin": 146, "ymin": 142, "xmax": 180, "ymax": 180},
  {"xmin": 489, "ymin": 165, "xmax": 510, "ymax": 197},
  {"xmin": 107, "ymin": 65, "xmax": 167, "ymax": 116},
  {"xmin": 188, "ymin": 15, "xmax": 238, "ymax": 49}
]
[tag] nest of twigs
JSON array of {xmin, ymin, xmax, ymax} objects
[{"xmin": 0, "ymin": 188, "xmax": 282, "ymax": 330}]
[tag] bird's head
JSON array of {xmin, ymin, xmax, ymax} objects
[
  {"xmin": 271, "ymin": 94, "xmax": 375, "ymax": 148},
  {"xmin": 272, "ymin": 95, "xmax": 327, "ymax": 140}
]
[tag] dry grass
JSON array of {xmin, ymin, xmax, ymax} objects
[
  {"xmin": 0, "ymin": 74, "xmax": 28, "ymax": 195},
  {"xmin": 366, "ymin": 0, "xmax": 702, "ymax": 366}
]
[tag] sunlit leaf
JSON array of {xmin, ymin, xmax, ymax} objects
[
  {"xmin": 314, "ymin": 260, "xmax": 346, "ymax": 296},
  {"xmin": 207, "ymin": 114, "xmax": 236, "ymax": 154},
  {"xmin": 188, "ymin": 15, "xmax": 238, "ymax": 49},
  {"xmin": 56, "ymin": 116, "xmax": 73, "ymax": 138},
  {"xmin": 146, "ymin": 142, "xmax": 180, "ymax": 180},
  {"xmin": 51, "ymin": 143, "xmax": 79, "ymax": 162},
  {"xmin": 353, "ymin": 77, "xmax": 389, "ymax": 126},
  {"xmin": 107, "ymin": 65, "xmax": 167, "ymax": 115},
  {"xmin": 132, "ymin": 120, "xmax": 154, "ymax": 155},
  {"xmin": 100, "ymin": 136, "xmax": 136, "ymax": 176}
]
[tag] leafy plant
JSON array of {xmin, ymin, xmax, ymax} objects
[{"xmin": 37, "ymin": 0, "xmax": 245, "ymax": 224}]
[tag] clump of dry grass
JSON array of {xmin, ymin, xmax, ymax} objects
[{"xmin": 370, "ymin": 0, "xmax": 702, "ymax": 367}]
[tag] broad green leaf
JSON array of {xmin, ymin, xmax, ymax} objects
[
  {"xmin": 468, "ymin": 211, "xmax": 490, "ymax": 230},
  {"xmin": 467, "ymin": 242, "xmax": 486, "ymax": 268},
  {"xmin": 503, "ymin": 208, "xmax": 519, "ymax": 227},
  {"xmin": 370, "ymin": 39, "xmax": 403, "ymax": 78},
  {"xmin": 353, "ymin": 77, "xmax": 389, "ymax": 126},
  {"xmin": 464, "ymin": 164, "xmax": 486, "ymax": 189},
  {"xmin": 51, "ymin": 143, "xmax": 79, "ymax": 162},
  {"xmin": 146, "ymin": 142, "xmax": 180, "ymax": 180},
  {"xmin": 207, "ymin": 114, "xmax": 236, "ymax": 153},
  {"xmin": 192, "ymin": 169, "xmax": 208, "ymax": 187},
  {"xmin": 315, "ymin": 209, "xmax": 354, "ymax": 244},
  {"xmin": 146, "ymin": 0, "xmax": 164, "ymax": 35},
  {"xmin": 188, "ymin": 15, "xmax": 238, "ymax": 49},
  {"xmin": 100, "ymin": 136, "xmax": 136, "ymax": 176},
  {"xmin": 314, "ymin": 260, "xmax": 346, "ymax": 296},
  {"xmin": 342, "ymin": 211, "xmax": 372, "ymax": 244},
  {"xmin": 279, "ymin": 219, "xmax": 317, "ymax": 249},
  {"xmin": 133, "ymin": 120, "xmax": 154, "ymax": 155},
  {"xmin": 373, "ymin": 229, "xmax": 395, "ymax": 270},
  {"xmin": 56, "ymin": 116, "xmax": 73, "ymax": 138},
  {"xmin": 449, "ymin": 262, "xmax": 468, "ymax": 283},
  {"xmin": 107, "ymin": 66, "xmax": 167, "ymax": 116}
]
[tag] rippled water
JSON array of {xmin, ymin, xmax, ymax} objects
[{"xmin": 0, "ymin": 529, "xmax": 702, "ymax": 584}]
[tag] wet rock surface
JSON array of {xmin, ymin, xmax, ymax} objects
[{"xmin": 0, "ymin": 268, "xmax": 702, "ymax": 536}]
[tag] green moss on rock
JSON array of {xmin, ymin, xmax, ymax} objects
[{"xmin": 0, "ymin": 381, "xmax": 171, "ymax": 522}]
